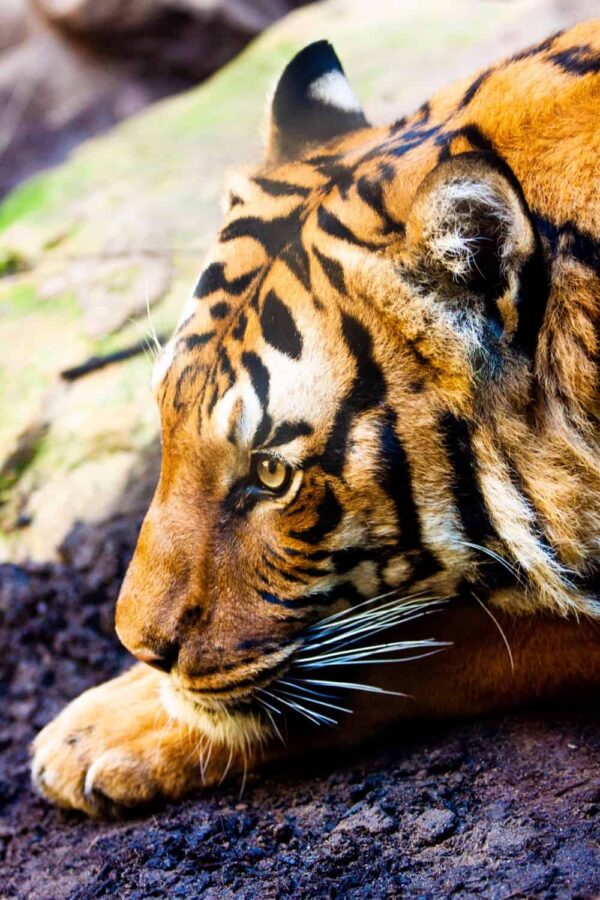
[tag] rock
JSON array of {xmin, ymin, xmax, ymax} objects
[
  {"xmin": 413, "ymin": 808, "xmax": 457, "ymax": 844},
  {"xmin": 1, "ymin": 0, "xmax": 597, "ymax": 562},
  {"xmin": 334, "ymin": 803, "xmax": 396, "ymax": 835}
]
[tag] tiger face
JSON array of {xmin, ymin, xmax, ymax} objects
[{"xmin": 115, "ymin": 37, "xmax": 591, "ymax": 740}]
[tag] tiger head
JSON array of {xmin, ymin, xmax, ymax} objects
[{"xmin": 115, "ymin": 41, "xmax": 548, "ymax": 743}]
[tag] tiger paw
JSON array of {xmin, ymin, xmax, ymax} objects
[{"xmin": 31, "ymin": 664, "xmax": 225, "ymax": 817}]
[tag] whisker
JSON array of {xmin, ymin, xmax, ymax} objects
[
  {"xmin": 310, "ymin": 589, "xmax": 430, "ymax": 632},
  {"xmin": 278, "ymin": 680, "xmax": 339, "ymax": 700},
  {"xmin": 238, "ymin": 758, "xmax": 248, "ymax": 801},
  {"xmin": 298, "ymin": 647, "xmax": 447, "ymax": 667},
  {"xmin": 255, "ymin": 694, "xmax": 283, "ymax": 716},
  {"xmin": 258, "ymin": 703, "xmax": 286, "ymax": 745},
  {"xmin": 461, "ymin": 540, "xmax": 523, "ymax": 585},
  {"xmin": 275, "ymin": 687, "xmax": 353, "ymax": 715},
  {"xmin": 218, "ymin": 742, "xmax": 234, "ymax": 786},
  {"xmin": 303, "ymin": 604, "xmax": 445, "ymax": 653},
  {"xmin": 473, "ymin": 592, "xmax": 515, "ymax": 672},
  {"xmin": 297, "ymin": 638, "xmax": 447, "ymax": 664},
  {"xmin": 297, "ymin": 678, "xmax": 407, "ymax": 697},
  {"xmin": 260, "ymin": 688, "xmax": 337, "ymax": 726},
  {"xmin": 144, "ymin": 283, "xmax": 163, "ymax": 357}
]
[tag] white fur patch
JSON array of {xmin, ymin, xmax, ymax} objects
[
  {"xmin": 309, "ymin": 71, "xmax": 362, "ymax": 113},
  {"xmin": 151, "ymin": 339, "xmax": 176, "ymax": 393}
]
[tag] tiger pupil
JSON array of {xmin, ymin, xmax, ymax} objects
[{"xmin": 256, "ymin": 457, "xmax": 288, "ymax": 490}]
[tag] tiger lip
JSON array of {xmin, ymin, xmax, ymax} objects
[{"xmin": 172, "ymin": 642, "xmax": 303, "ymax": 703}]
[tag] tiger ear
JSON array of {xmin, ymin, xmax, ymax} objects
[
  {"xmin": 266, "ymin": 40, "xmax": 368, "ymax": 164},
  {"xmin": 404, "ymin": 153, "xmax": 546, "ymax": 355}
]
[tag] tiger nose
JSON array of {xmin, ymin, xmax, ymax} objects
[{"xmin": 133, "ymin": 642, "xmax": 179, "ymax": 673}]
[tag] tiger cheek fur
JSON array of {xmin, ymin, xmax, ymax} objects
[{"xmin": 32, "ymin": 26, "xmax": 600, "ymax": 816}]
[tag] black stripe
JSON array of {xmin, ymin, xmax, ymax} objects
[
  {"xmin": 260, "ymin": 290, "xmax": 303, "ymax": 359},
  {"xmin": 549, "ymin": 44, "xmax": 600, "ymax": 75},
  {"xmin": 317, "ymin": 205, "xmax": 378, "ymax": 250},
  {"xmin": 259, "ymin": 581, "xmax": 361, "ymax": 610},
  {"xmin": 194, "ymin": 263, "xmax": 259, "ymax": 299},
  {"xmin": 330, "ymin": 546, "xmax": 372, "ymax": 574},
  {"xmin": 207, "ymin": 384, "xmax": 219, "ymax": 416},
  {"xmin": 183, "ymin": 331, "xmax": 215, "ymax": 352},
  {"xmin": 509, "ymin": 31, "xmax": 561, "ymax": 62},
  {"xmin": 459, "ymin": 70, "xmax": 491, "ymax": 108},
  {"xmin": 313, "ymin": 245, "xmax": 346, "ymax": 294},
  {"xmin": 219, "ymin": 349, "xmax": 235, "ymax": 389},
  {"xmin": 289, "ymin": 483, "xmax": 342, "ymax": 545},
  {"xmin": 378, "ymin": 408, "xmax": 423, "ymax": 553},
  {"xmin": 264, "ymin": 421, "xmax": 313, "ymax": 448},
  {"xmin": 253, "ymin": 177, "xmax": 310, "ymax": 197},
  {"xmin": 220, "ymin": 210, "xmax": 302, "ymax": 257},
  {"xmin": 389, "ymin": 115, "xmax": 407, "ymax": 135},
  {"xmin": 436, "ymin": 124, "xmax": 496, "ymax": 161},
  {"xmin": 311, "ymin": 312, "xmax": 386, "ymax": 477},
  {"xmin": 535, "ymin": 215, "xmax": 600, "ymax": 279},
  {"xmin": 263, "ymin": 558, "xmax": 308, "ymax": 584},
  {"xmin": 438, "ymin": 413, "xmax": 495, "ymax": 542},
  {"xmin": 241, "ymin": 351, "xmax": 272, "ymax": 446},
  {"xmin": 232, "ymin": 312, "xmax": 248, "ymax": 341},
  {"xmin": 284, "ymin": 547, "xmax": 330, "ymax": 561},
  {"xmin": 280, "ymin": 241, "xmax": 312, "ymax": 293},
  {"xmin": 173, "ymin": 364, "xmax": 198, "ymax": 412},
  {"xmin": 356, "ymin": 174, "xmax": 403, "ymax": 236},
  {"xmin": 390, "ymin": 123, "xmax": 442, "ymax": 159},
  {"xmin": 210, "ymin": 301, "xmax": 230, "ymax": 320}
]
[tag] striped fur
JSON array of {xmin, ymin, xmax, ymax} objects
[
  {"xmin": 118, "ymin": 25, "xmax": 599, "ymax": 685},
  {"xmin": 31, "ymin": 25, "xmax": 600, "ymax": 816}
]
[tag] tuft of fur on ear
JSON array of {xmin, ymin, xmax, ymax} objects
[
  {"xmin": 403, "ymin": 153, "xmax": 547, "ymax": 353},
  {"xmin": 266, "ymin": 40, "xmax": 368, "ymax": 164}
]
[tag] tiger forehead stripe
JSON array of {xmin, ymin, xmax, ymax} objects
[{"xmin": 260, "ymin": 290, "xmax": 303, "ymax": 360}]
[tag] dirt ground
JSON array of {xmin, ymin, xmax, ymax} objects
[{"xmin": 0, "ymin": 517, "xmax": 599, "ymax": 899}]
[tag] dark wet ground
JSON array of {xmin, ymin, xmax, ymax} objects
[{"xmin": 1, "ymin": 517, "xmax": 599, "ymax": 898}]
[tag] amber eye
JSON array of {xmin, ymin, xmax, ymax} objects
[{"xmin": 252, "ymin": 454, "xmax": 292, "ymax": 493}]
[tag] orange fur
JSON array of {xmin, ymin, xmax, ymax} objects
[{"xmin": 33, "ymin": 24, "xmax": 599, "ymax": 816}]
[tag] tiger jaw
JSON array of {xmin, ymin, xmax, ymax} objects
[{"xmin": 160, "ymin": 678, "xmax": 272, "ymax": 750}]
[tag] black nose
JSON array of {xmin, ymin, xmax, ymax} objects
[{"xmin": 134, "ymin": 642, "xmax": 179, "ymax": 673}]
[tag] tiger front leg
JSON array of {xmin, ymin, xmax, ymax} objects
[{"xmin": 31, "ymin": 664, "xmax": 255, "ymax": 817}]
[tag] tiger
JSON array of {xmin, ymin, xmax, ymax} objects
[{"xmin": 31, "ymin": 22, "xmax": 600, "ymax": 817}]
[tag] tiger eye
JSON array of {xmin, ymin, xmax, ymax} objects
[{"xmin": 255, "ymin": 456, "xmax": 290, "ymax": 492}]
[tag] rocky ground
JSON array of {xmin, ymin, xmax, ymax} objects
[{"xmin": 1, "ymin": 516, "xmax": 599, "ymax": 898}]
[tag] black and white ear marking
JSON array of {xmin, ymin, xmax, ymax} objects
[
  {"xmin": 404, "ymin": 152, "xmax": 548, "ymax": 356},
  {"xmin": 267, "ymin": 40, "xmax": 368, "ymax": 163}
]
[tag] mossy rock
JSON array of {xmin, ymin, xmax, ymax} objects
[{"xmin": 0, "ymin": 0, "xmax": 586, "ymax": 560}]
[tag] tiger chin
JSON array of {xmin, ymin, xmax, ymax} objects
[{"xmin": 32, "ymin": 24, "xmax": 600, "ymax": 818}]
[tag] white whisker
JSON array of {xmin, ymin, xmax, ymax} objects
[
  {"xmin": 298, "ymin": 638, "xmax": 447, "ymax": 664},
  {"xmin": 461, "ymin": 541, "xmax": 523, "ymax": 585},
  {"xmin": 297, "ymin": 678, "xmax": 407, "ymax": 697},
  {"xmin": 278, "ymin": 680, "xmax": 339, "ymax": 700},
  {"xmin": 299, "ymin": 648, "xmax": 447, "ymax": 667},
  {"xmin": 260, "ymin": 688, "xmax": 337, "ymax": 726},
  {"xmin": 310, "ymin": 589, "xmax": 429, "ymax": 632},
  {"xmin": 144, "ymin": 283, "xmax": 162, "ymax": 357},
  {"xmin": 303, "ymin": 605, "xmax": 445, "ymax": 654},
  {"xmin": 275, "ymin": 687, "xmax": 352, "ymax": 715},
  {"xmin": 473, "ymin": 592, "xmax": 515, "ymax": 672},
  {"xmin": 259, "ymin": 704, "xmax": 285, "ymax": 745}
]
